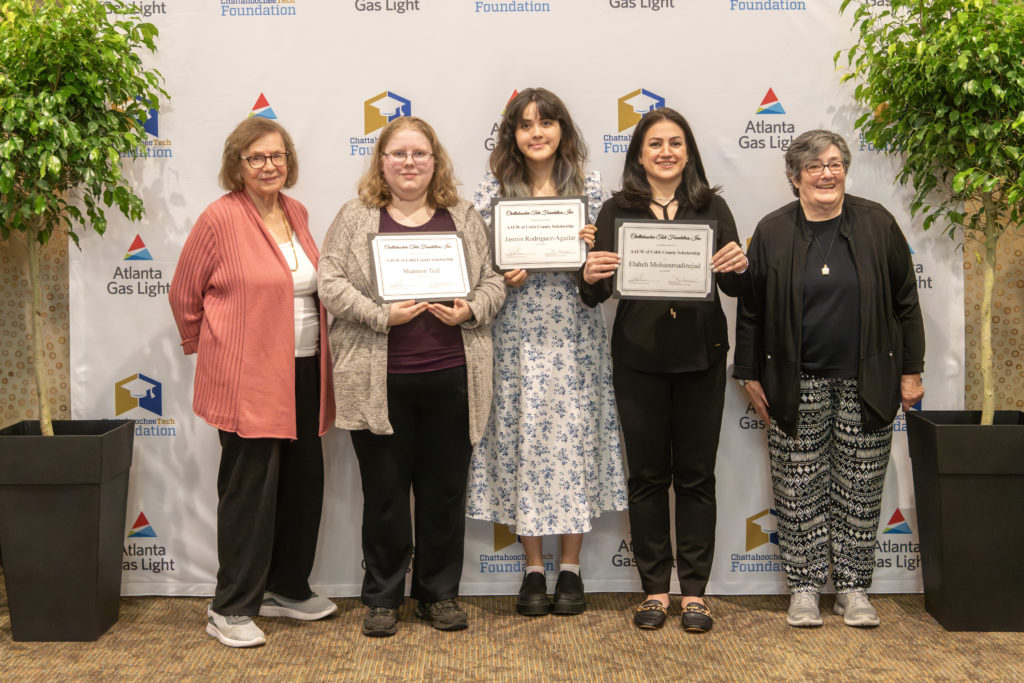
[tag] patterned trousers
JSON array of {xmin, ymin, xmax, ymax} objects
[{"xmin": 768, "ymin": 375, "xmax": 893, "ymax": 593}]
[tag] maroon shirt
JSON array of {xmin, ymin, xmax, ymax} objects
[{"xmin": 379, "ymin": 207, "xmax": 466, "ymax": 374}]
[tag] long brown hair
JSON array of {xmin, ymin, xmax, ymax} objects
[
  {"xmin": 489, "ymin": 88, "xmax": 587, "ymax": 198},
  {"xmin": 357, "ymin": 117, "xmax": 459, "ymax": 209}
]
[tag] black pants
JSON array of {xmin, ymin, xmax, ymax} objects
[
  {"xmin": 211, "ymin": 356, "xmax": 324, "ymax": 616},
  {"xmin": 613, "ymin": 358, "xmax": 725, "ymax": 596},
  {"xmin": 349, "ymin": 365, "xmax": 472, "ymax": 608}
]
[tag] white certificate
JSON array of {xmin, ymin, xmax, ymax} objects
[
  {"xmin": 491, "ymin": 196, "xmax": 588, "ymax": 271},
  {"xmin": 368, "ymin": 232, "xmax": 472, "ymax": 302},
  {"xmin": 613, "ymin": 220, "xmax": 716, "ymax": 301}
]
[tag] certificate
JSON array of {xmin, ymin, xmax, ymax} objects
[
  {"xmin": 368, "ymin": 232, "xmax": 472, "ymax": 303},
  {"xmin": 613, "ymin": 219, "xmax": 716, "ymax": 301},
  {"xmin": 491, "ymin": 196, "xmax": 588, "ymax": 271}
]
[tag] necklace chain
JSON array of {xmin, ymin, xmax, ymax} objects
[{"xmin": 812, "ymin": 222, "xmax": 840, "ymax": 276}]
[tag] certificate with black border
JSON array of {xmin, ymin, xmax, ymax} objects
[
  {"xmin": 613, "ymin": 219, "xmax": 716, "ymax": 301},
  {"xmin": 368, "ymin": 232, "xmax": 472, "ymax": 303},
  {"xmin": 491, "ymin": 196, "xmax": 588, "ymax": 272}
]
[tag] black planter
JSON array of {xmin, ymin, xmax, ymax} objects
[
  {"xmin": 905, "ymin": 410, "xmax": 1024, "ymax": 631},
  {"xmin": 0, "ymin": 419, "xmax": 134, "ymax": 641}
]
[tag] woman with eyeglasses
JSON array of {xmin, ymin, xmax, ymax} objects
[
  {"xmin": 319, "ymin": 116, "xmax": 505, "ymax": 638},
  {"xmin": 465, "ymin": 88, "xmax": 628, "ymax": 618},
  {"xmin": 734, "ymin": 129, "xmax": 925, "ymax": 629},
  {"xmin": 170, "ymin": 117, "xmax": 337, "ymax": 648},
  {"xmin": 580, "ymin": 108, "xmax": 750, "ymax": 632}
]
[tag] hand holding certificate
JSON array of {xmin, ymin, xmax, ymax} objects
[
  {"xmin": 368, "ymin": 232, "xmax": 472, "ymax": 303},
  {"xmin": 613, "ymin": 219, "xmax": 716, "ymax": 301},
  {"xmin": 492, "ymin": 196, "xmax": 588, "ymax": 272}
]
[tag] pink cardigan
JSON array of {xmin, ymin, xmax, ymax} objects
[{"xmin": 169, "ymin": 191, "xmax": 334, "ymax": 439}]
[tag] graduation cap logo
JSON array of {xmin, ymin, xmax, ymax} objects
[
  {"xmin": 364, "ymin": 91, "xmax": 412, "ymax": 134},
  {"xmin": 115, "ymin": 373, "xmax": 163, "ymax": 416},
  {"xmin": 617, "ymin": 88, "xmax": 665, "ymax": 131}
]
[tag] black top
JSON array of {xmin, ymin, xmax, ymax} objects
[
  {"xmin": 378, "ymin": 207, "xmax": 465, "ymax": 374},
  {"xmin": 580, "ymin": 194, "xmax": 751, "ymax": 373},
  {"xmin": 801, "ymin": 215, "xmax": 860, "ymax": 378}
]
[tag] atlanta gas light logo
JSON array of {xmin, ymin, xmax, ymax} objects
[
  {"xmin": 601, "ymin": 88, "xmax": 665, "ymax": 155},
  {"xmin": 349, "ymin": 91, "xmax": 412, "ymax": 157},
  {"xmin": 875, "ymin": 508, "xmax": 921, "ymax": 572},
  {"xmin": 107, "ymin": 235, "xmax": 168, "ymax": 298},
  {"xmin": 738, "ymin": 88, "xmax": 795, "ymax": 151},
  {"xmin": 482, "ymin": 90, "xmax": 518, "ymax": 151},
  {"xmin": 219, "ymin": 0, "xmax": 297, "ymax": 17},
  {"xmin": 730, "ymin": 508, "xmax": 783, "ymax": 573},
  {"xmin": 353, "ymin": 0, "xmax": 421, "ymax": 13},
  {"xmin": 114, "ymin": 372, "xmax": 178, "ymax": 437},
  {"xmin": 124, "ymin": 511, "xmax": 178, "ymax": 574}
]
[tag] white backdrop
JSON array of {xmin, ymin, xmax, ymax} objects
[{"xmin": 69, "ymin": 0, "xmax": 963, "ymax": 597}]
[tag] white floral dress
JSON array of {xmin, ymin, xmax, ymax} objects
[{"xmin": 466, "ymin": 171, "xmax": 628, "ymax": 536}]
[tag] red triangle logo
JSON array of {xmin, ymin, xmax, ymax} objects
[
  {"xmin": 252, "ymin": 93, "xmax": 270, "ymax": 110},
  {"xmin": 760, "ymin": 88, "xmax": 778, "ymax": 106},
  {"xmin": 132, "ymin": 512, "xmax": 150, "ymax": 529},
  {"xmin": 887, "ymin": 509, "xmax": 906, "ymax": 525},
  {"xmin": 128, "ymin": 234, "xmax": 146, "ymax": 251}
]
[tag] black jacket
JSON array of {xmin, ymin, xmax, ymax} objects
[
  {"xmin": 581, "ymin": 194, "xmax": 751, "ymax": 373},
  {"xmin": 733, "ymin": 195, "xmax": 925, "ymax": 436}
]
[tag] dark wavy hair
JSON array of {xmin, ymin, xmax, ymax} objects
[
  {"xmin": 489, "ymin": 88, "xmax": 587, "ymax": 198},
  {"xmin": 616, "ymin": 107, "xmax": 718, "ymax": 212}
]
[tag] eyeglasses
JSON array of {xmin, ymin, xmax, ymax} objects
[
  {"xmin": 383, "ymin": 150, "xmax": 434, "ymax": 164},
  {"xmin": 803, "ymin": 161, "xmax": 845, "ymax": 176},
  {"xmin": 242, "ymin": 153, "xmax": 289, "ymax": 169}
]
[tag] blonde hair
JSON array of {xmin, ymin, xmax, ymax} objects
[{"xmin": 357, "ymin": 117, "xmax": 458, "ymax": 209}]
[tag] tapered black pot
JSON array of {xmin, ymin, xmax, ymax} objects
[
  {"xmin": 906, "ymin": 410, "xmax": 1024, "ymax": 631},
  {"xmin": 0, "ymin": 419, "xmax": 134, "ymax": 641}
]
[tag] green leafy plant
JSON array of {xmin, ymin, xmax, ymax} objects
[
  {"xmin": 0, "ymin": 0, "xmax": 166, "ymax": 435},
  {"xmin": 836, "ymin": 0, "xmax": 1024, "ymax": 425}
]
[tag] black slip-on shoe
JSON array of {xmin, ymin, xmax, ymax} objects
[
  {"xmin": 516, "ymin": 571, "xmax": 551, "ymax": 616},
  {"xmin": 551, "ymin": 570, "xmax": 586, "ymax": 615}
]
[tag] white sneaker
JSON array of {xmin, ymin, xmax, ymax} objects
[
  {"xmin": 786, "ymin": 591, "xmax": 823, "ymax": 627},
  {"xmin": 206, "ymin": 610, "xmax": 267, "ymax": 648},
  {"xmin": 259, "ymin": 591, "xmax": 338, "ymax": 621},
  {"xmin": 834, "ymin": 589, "xmax": 880, "ymax": 627}
]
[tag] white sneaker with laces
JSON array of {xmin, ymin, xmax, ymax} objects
[
  {"xmin": 259, "ymin": 591, "xmax": 338, "ymax": 621},
  {"xmin": 834, "ymin": 589, "xmax": 880, "ymax": 627},
  {"xmin": 786, "ymin": 591, "xmax": 823, "ymax": 627},
  {"xmin": 206, "ymin": 610, "xmax": 266, "ymax": 648}
]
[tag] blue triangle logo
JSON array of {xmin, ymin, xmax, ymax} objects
[{"xmin": 125, "ymin": 248, "xmax": 153, "ymax": 261}]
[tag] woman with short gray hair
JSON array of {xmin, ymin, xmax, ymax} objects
[{"xmin": 734, "ymin": 129, "xmax": 925, "ymax": 629}]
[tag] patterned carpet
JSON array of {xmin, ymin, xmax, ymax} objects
[{"xmin": 1, "ymin": 569, "xmax": 1022, "ymax": 682}]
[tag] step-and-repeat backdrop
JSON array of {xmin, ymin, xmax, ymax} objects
[{"xmin": 69, "ymin": 0, "xmax": 963, "ymax": 597}]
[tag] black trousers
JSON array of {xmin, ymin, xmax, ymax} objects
[
  {"xmin": 613, "ymin": 357, "xmax": 725, "ymax": 596},
  {"xmin": 211, "ymin": 355, "xmax": 325, "ymax": 616},
  {"xmin": 349, "ymin": 365, "xmax": 472, "ymax": 608}
]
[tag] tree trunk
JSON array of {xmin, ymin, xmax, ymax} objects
[
  {"xmin": 979, "ymin": 193, "xmax": 998, "ymax": 426},
  {"xmin": 25, "ymin": 221, "xmax": 53, "ymax": 436}
]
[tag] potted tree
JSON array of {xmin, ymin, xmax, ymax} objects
[
  {"xmin": 0, "ymin": 0, "xmax": 166, "ymax": 640},
  {"xmin": 837, "ymin": 0, "xmax": 1024, "ymax": 631}
]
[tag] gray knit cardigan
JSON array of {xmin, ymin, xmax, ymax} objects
[{"xmin": 318, "ymin": 197, "xmax": 506, "ymax": 444}]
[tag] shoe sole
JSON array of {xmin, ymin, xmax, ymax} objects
[
  {"xmin": 362, "ymin": 624, "xmax": 398, "ymax": 637},
  {"xmin": 415, "ymin": 611, "xmax": 468, "ymax": 631},
  {"xmin": 259, "ymin": 604, "xmax": 338, "ymax": 621},
  {"xmin": 634, "ymin": 617, "xmax": 667, "ymax": 630},
  {"xmin": 786, "ymin": 615, "xmax": 823, "ymax": 627},
  {"xmin": 551, "ymin": 598, "xmax": 586, "ymax": 615},
  {"xmin": 833, "ymin": 605, "xmax": 879, "ymax": 627},
  {"xmin": 682, "ymin": 624, "xmax": 712, "ymax": 633},
  {"xmin": 516, "ymin": 602, "xmax": 552, "ymax": 617},
  {"xmin": 205, "ymin": 623, "xmax": 266, "ymax": 648}
]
